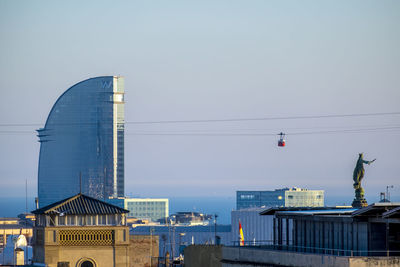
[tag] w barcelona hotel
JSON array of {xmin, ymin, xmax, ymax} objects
[{"xmin": 37, "ymin": 76, "xmax": 125, "ymax": 208}]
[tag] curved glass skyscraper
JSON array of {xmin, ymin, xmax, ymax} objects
[{"xmin": 37, "ymin": 76, "xmax": 124, "ymax": 207}]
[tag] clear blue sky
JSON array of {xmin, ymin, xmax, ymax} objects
[{"xmin": 0, "ymin": 0, "xmax": 399, "ymax": 205}]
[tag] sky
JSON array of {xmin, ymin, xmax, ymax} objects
[{"xmin": 0, "ymin": 0, "xmax": 399, "ymax": 206}]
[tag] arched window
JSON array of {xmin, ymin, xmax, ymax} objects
[
  {"xmin": 80, "ymin": 261, "xmax": 93, "ymax": 267},
  {"xmin": 77, "ymin": 258, "xmax": 96, "ymax": 267}
]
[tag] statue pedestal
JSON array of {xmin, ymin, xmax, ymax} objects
[
  {"xmin": 352, "ymin": 198, "xmax": 368, "ymax": 208},
  {"xmin": 352, "ymin": 188, "xmax": 368, "ymax": 208}
]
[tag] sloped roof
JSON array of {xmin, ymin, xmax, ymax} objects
[
  {"xmin": 382, "ymin": 206, "xmax": 400, "ymax": 218},
  {"xmin": 259, "ymin": 206, "xmax": 354, "ymax": 216},
  {"xmin": 351, "ymin": 202, "xmax": 400, "ymax": 217},
  {"xmin": 32, "ymin": 193, "xmax": 129, "ymax": 215}
]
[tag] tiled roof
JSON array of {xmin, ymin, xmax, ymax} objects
[{"xmin": 32, "ymin": 193, "xmax": 129, "ymax": 215}]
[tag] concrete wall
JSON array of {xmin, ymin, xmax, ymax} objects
[
  {"xmin": 184, "ymin": 245, "xmax": 222, "ymax": 267},
  {"xmin": 350, "ymin": 257, "xmax": 400, "ymax": 267},
  {"xmin": 222, "ymin": 247, "xmax": 400, "ymax": 267},
  {"xmin": 129, "ymin": 235, "xmax": 159, "ymax": 267}
]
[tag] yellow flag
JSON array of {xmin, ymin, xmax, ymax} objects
[{"xmin": 239, "ymin": 220, "xmax": 244, "ymax": 246}]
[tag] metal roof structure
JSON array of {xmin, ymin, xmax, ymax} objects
[
  {"xmin": 383, "ymin": 206, "xmax": 400, "ymax": 218},
  {"xmin": 260, "ymin": 202, "xmax": 400, "ymax": 219},
  {"xmin": 274, "ymin": 209, "xmax": 357, "ymax": 216},
  {"xmin": 259, "ymin": 206, "xmax": 354, "ymax": 216},
  {"xmin": 32, "ymin": 193, "xmax": 129, "ymax": 215},
  {"xmin": 351, "ymin": 202, "xmax": 400, "ymax": 217}
]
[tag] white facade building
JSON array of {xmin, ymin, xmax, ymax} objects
[
  {"xmin": 284, "ymin": 188, "xmax": 324, "ymax": 207},
  {"xmin": 108, "ymin": 197, "xmax": 169, "ymax": 222}
]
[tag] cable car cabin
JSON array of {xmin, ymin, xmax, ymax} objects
[
  {"xmin": 278, "ymin": 132, "xmax": 286, "ymax": 147},
  {"xmin": 278, "ymin": 139, "xmax": 285, "ymax": 147}
]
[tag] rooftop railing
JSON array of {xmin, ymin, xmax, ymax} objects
[{"xmin": 230, "ymin": 240, "xmax": 400, "ymax": 257}]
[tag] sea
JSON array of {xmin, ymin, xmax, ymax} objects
[
  {"xmin": 0, "ymin": 196, "xmax": 235, "ymax": 224},
  {"xmin": 0, "ymin": 195, "xmax": 378, "ymax": 225}
]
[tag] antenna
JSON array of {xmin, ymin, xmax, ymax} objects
[
  {"xmin": 25, "ymin": 179, "xmax": 28, "ymax": 264},
  {"xmin": 79, "ymin": 172, "xmax": 82, "ymax": 194},
  {"xmin": 25, "ymin": 179, "xmax": 28, "ymax": 214},
  {"xmin": 103, "ymin": 167, "xmax": 106, "ymax": 200}
]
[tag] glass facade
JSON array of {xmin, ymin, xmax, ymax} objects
[
  {"xmin": 284, "ymin": 189, "xmax": 324, "ymax": 207},
  {"xmin": 236, "ymin": 188, "xmax": 324, "ymax": 210},
  {"xmin": 126, "ymin": 199, "xmax": 168, "ymax": 222},
  {"xmin": 37, "ymin": 76, "xmax": 124, "ymax": 207},
  {"xmin": 107, "ymin": 198, "xmax": 169, "ymax": 222},
  {"xmin": 237, "ymin": 190, "xmax": 286, "ymax": 210}
]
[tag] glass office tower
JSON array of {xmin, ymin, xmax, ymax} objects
[{"xmin": 37, "ymin": 76, "xmax": 124, "ymax": 207}]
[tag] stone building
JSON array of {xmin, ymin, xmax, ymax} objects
[{"xmin": 32, "ymin": 193, "xmax": 130, "ymax": 267}]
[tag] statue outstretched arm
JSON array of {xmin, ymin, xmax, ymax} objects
[{"xmin": 363, "ymin": 159, "xmax": 376, "ymax": 165}]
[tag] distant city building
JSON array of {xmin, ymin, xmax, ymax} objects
[
  {"xmin": 0, "ymin": 217, "xmax": 33, "ymax": 248},
  {"xmin": 236, "ymin": 188, "xmax": 324, "ymax": 210},
  {"xmin": 0, "ymin": 234, "xmax": 31, "ymax": 266},
  {"xmin": 37, "ymin": 76, "xmax": 125, "ymax": 207},
  {"xmin": 170, "ymin": 212, "xmax": 212, "ymax": 226},
  {"xmin": 107, "ymin": 197, "xmax": 169, "ymax": 223}
]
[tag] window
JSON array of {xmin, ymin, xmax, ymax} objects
[
  {"xmin": 59, "ymin": 216, "xmax": 66, "ymax": 226},
  {"xmin": 67, "ymin": 216, "xmax": 75, "ymax": 226},
  {"xmin": 99, "ymin": 215, "xmax": 106, "ymax": 225},
  {"xmin": 80, "ymin": 261, "xmax": 94, "ymax": 267},
  {"xmin": 77, "ymin": 216, "xmax": 85, "ymax": 226},
  {"xmin": 116, "ymin": 214, "xmax": 122, "ymax": 225},
  {"xmin": 107, "ymin": 214, "xmax": 116, "ymax": 225},
  {"xmin": 288, "ymin": 195, "xmax": 293, "ymax": 199},
  {"xmin": 86, "ymin": 215, "xmax": 95, "ymax": 225},
  {"xmin": 240, "ymin": 194, "xmax": 255, "ymax": 200}
]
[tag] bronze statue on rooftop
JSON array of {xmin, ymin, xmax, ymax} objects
[{"xmin": 352, "ymin": 153, "xmax": 375, "ymax": 208}]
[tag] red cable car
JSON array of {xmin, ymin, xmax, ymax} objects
[{"xmin": 278, "ymin": 132, "xmax": 286, "ymax": 147}]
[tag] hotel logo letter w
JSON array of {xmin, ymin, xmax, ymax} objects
[{"xmin": 101, "ymin": 80, "xmax": 112, "ymax": 89}]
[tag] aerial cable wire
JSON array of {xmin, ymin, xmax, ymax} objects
[
  {"xmin": 0, "ymin": 111, "xmax": 400, "ymax": 127},
  {"xmin": 124, "ymin": 126, "xmax": 400, "ymax": 136},
  {"xmin": 125, "ymin": 111, "xmax": 400, "ymax": 124},
  {"xmin": 1, "ymin": 126, "xmax": 400, "ymax": 136}
]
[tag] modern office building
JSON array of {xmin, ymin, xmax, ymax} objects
[
  {"xmin": 237, "ymin": 188, "xmax": 324, "ymax": 210},
  {"xmin": 107, "ymin": 197, "xmax": 169, "ymax": 223},
  {"xmin": 37, "ymin": 76, "xmax": 124, "ymax": 207}
]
